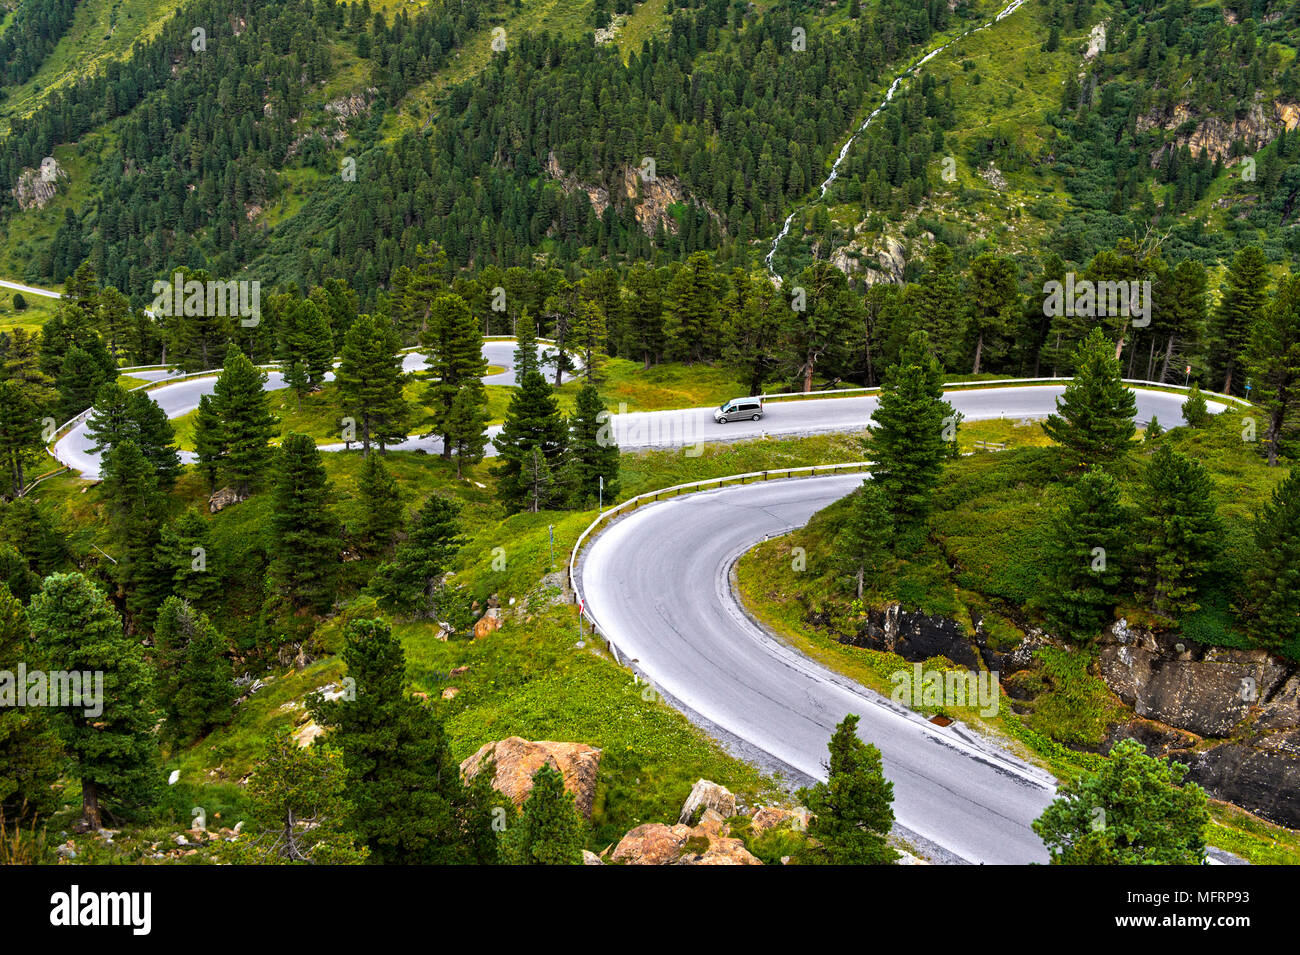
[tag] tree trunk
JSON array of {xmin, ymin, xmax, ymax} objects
[
  {"xmin": 971, "ymin": 335, "xmax": 984, "ymax": 375},
  {"xmin": 79, "ymin": 779, "xmax": 102, "ymax": 832},
  {"xmin": 856, "ymin": 567, "xmax": 864, "ymax": 601},
  {"xmin": 1159, "ymin": 335, "xmax": 1175, "ymax": 383},
  {"xmin": 802, "ymin": 357, "xmax": 814, "ymax": 393},
  {"xmin": 1223, "ymin": 362, "xmax": 1234, "ymax": 396}
]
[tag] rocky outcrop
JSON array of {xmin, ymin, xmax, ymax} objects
[
  {"xmin": 208, "ymin": 486, "xmax": 246, "ymax": 513},
  {"xmin": 1098, "ymin": 624, "xmax": 1289, "ymax": 737},
  {"xmin": 1184, "ymin": 743, "xmax": 1300, "ymax": 829},
  {"xmin": 831, "ymin": 234, "xmax": 906, "ymax": 285},
  {"xmin": 459, "ymin": 737, "xmax": 601, "ymax": 818},
  {"xmin": 610, "ymin": 809, "xmax": 762, "ymax": 865},
  {"xmin": 543, "ymin": 152, "xmax": 720, "ymax": 239},
  {"xmin": 1138, "ymin": 98, "xmax": 1300, "ymax": 165},
  {"xmin": 677, "ymin": 779, "xmax": 735, "ymax": 824},
  {"xmin": 749, "ymin": 804, "xmax": 811, "ymax": 836},
  {"xmin": 472, "ymin": 607, "xmax": 502, "ymax": 639},
  {"xmin": 11, "ymin": 157, "xmax": 67, "ymax": 211},
  {"xmin": 840, "ymin": 602, "xmax": 981, "ymax": 670},
  {"xmin": 1095, "ymin": 619, "xmax": 1300, "ymax": 827}
]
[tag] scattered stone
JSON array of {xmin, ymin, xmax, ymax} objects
[{"xmin": 678, "ymin": 779, "xmax": 736, "ymax": 825}]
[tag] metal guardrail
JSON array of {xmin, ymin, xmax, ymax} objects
[
  {"xmin": 566, "ymin": 460, "xmax": 874, "ymax": 661},
  {"xmin": 759, "ymin": 377, "xmax": 1251, "ymax": 408}
]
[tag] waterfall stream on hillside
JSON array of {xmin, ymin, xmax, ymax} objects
[{"xmin": 764, "ymin": 0, "xmax": 1028, "ymax": 281}]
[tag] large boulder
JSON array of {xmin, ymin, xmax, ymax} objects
[
  {"xmin": 459, "ymin": 737, "xmax": 601, "ymax": 818},
  {"xmin": 610, "ymin": 823, "xmax": 692, "ymax": 865},
  {"xmin": 208, "ymin": 486, "xmax": 245, "ymax": 513},
  {"xmin": 677, "ymin": 779, "xmax": 735, "ymax": 824}
]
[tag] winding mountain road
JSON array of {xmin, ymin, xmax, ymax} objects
[{"xmin": 49, "ymin": 352, "xmax": 1232, "ymax": 861}]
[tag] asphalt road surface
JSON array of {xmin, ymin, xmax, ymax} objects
[{"xmin": 578, "ymin": 473, "xmax": 1059, "ymax": 864}]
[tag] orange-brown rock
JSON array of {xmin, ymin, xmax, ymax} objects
[
  {"xmin": 459, "ymin": 737, "xmax": 601, "ymax": 818},
  {"xmin": 610, "ymin": 823, "xmax": 693, "ymax": 865}
]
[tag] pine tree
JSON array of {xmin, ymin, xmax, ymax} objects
[
  {"xmin": 1212, "ymin": 245, "xmax": 1270, "ymax": 395},
  {"xmin": 1042, "ymin": 327, "xmax": 1137, "ymax": 469},
  {"xmin": 99, "ymin": 439, "xmax": 168, "ymax": 632},
  {"xmin": 501, "ymin": 764, "xmax": 586, "ymax": 865},
  {"xmin": 308, "ymin": 617, "xmax": 499, "ymax": 864},
  {"xmin": 867, "ymin": 331, "xmax": 953, "ymax": 534},
  {"xmin": 1245, "ymin": 469, "xmax": 1300, "ymax": 651},
  {"xmin": 231, "ymin": 728, "xmax": 368, "ymax": 864},
  {"xmin": 624, "ymin": 263, "xmax": 665, "ymax": 369},
  {"xmin": 281, "ymin": 298, "xmax": 334, "ymax": 387},
  {"xmin": 445, "ymin": 378, "xmax": 490, "ymax": 477},
  {"xmin": 356, "ymin": 452, "xmax": 402, "ymax": 556},
  {"xmin": 152, "ymin": 596, "xmax": 235, "ymax": 744},
  {"xmin": 570, "ymin": 299, "xmax": 607, "ymax": 383},
  {"xmin": 421, "ymin": 293, "xmax": 487, "ymax": 459},
  {"xmin": 336, "ymin": 313, "xmax": 410, "ymax": 455},
  {"xmin": 836, "ymin": 480, "xmax": 893, "ymax": 600},
  {"xmin": 212, "ymin": 345, "xmax": 277, "ymax": 497},
  {"xmin": 512, "ymin": 312, "xmax": 540, "ymax": 379},
  {"xmin": 1034, "ymin": 738, "xmax": 1208, "ymax": 864},
  {"xmin": 1042, "ymin": 469, "xmax": 1129, "ymax": 641},
  {"xmin": 796, "ymin": 714, "xmax": 898, "ymax": 865},
  {"xmin": 0, "ymin": 380, "xmax": 41, "ymax": 497},
  {"xmin": 0, "ymin": 585, "xmax": 64, "ymax": 823},
  {"xmin": 156, "ymin": 509, "xmax": 222, "ymax": 610},
  {"xmin": 268, "ymin": 433, "xmax": 340, "ymax": 615},
  {"xmin": 283, "ymin": 359, "xmax": 309, "ymax": 412},
  {"xmin": 563, "ymin": 382, "xmax": 619, "ymax": 508},
  {"xmin": 1243, "ymin": 272, "xmax": 1300, "ymax": 466},
  {"xmin": 191, "ymin": 393, "xmax": 223, "ymax": 491},
  {"xmin": 665, "ymin": 252, "xmax": 719, "ymax": 365},
  {"xmin": 918, "ymin": 244, "xmax": 966, "ymax": 372},
  {"xmin": 28, "ymin": 573, "xmax": 160, "ymax": 830},
  {"xmin": 493, "ymin": 368, "xmax": 567, "ymax": 514},
  {"xmin": 86, "ymin": 383, "xmax": 181, "ymax": 490},
  {"xmin": 1181, "ymin": 383, "xmax": 1210, "ymax": 427},
  {"xmin": 965, "ymin": 253, "xmax": 1019, "ymax": 374},
  {"xmin": 1134, "ymin": 443, "xmax": 1219, "ymax": 617},
  {"xmin": 372, "ymin": 495, "xmax": 463, "ymax": 617}
]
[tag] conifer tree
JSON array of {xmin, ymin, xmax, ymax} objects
[
  {"xmin": 372, "ymin": 495, "xmax": 463, "ymax": 617},
  {"xmin": 0, "ymin": 585, "xmax": 64, "ymax": 823},
  {"xmin": 1042, "ymin": 327, "xmax": 1137, "ymax": 469},
  {"xmin": 796, "ymin": 715, "xmax": 898, "ymax": 865},
  {"xmin": 965, "ymin": 253, "xmax": 1019, "ymax": 374},
  {"xmin": 1245, "ymin": 469, "xmax": 1300, "ymax": 651},
  {"xmin": 1181, "ymin": 383, "xmax": 1210, "ymax": 427},
  {"xmin": 867, "ymin": 331, "xmax": 953, "ymax": 533},
  {"xmin": 268, "ymin": 433, "xmax": 340, "ymax": 615},
  {"xmin": 356, "ymin": 452, "xmax": 403, "ymax": 556},
  {"xmin": 563, "ymin": 383, "xmax": 619, "ymax": 508},
  {"xmin": 86, "ymin": 383, "xmax": 182, "ymax": 490},
  {"xmin": 191, "ymin": 393, "xmax": 223, "ymax": 491},
  {"xmin": 99, "ymin": 439, "xmax": 168, "ymax": 632},
  {"xmin": 0, "ymin": 380, "xmax": 41, "ymax": 497},
  {"xmin": 1134, "ymin": 443, "xmax": 1219, "ymax": 616},
  {"xmin": 28, "ymin": 573, "xmax": 160, "ymax": 830},
  {"xmin": 212, "ymin": 345, "xmax": 277, "ymax": 497},
  {"xmin": 445, "ymin": 378, "xmax": 490, "ymax": 477},
  {"xmin": 153, "ymin": 596, "xmax": 235, "ymax": 744},
  {"xmin": 336, "ymin": 313, "xmax": 410, "ymax": 455},
  {"xmin": 501, "ymin": 764, "xmax": 586, "ymax": 865},
  {"xmin": 421, "ymin": 293, "xmax": 487, "ymax": 459},
  {"xmin": 309, "ymin": 618, "xmax": 499, "ymax": 864},
  {"xmin": 513, "ymin": 312, "xmax": 540, "ymax": 379},
  {"xmin": 1212, "ymin": 245, "xmax": 1270, "ymax": 395},
  {"xmin": 1034, "ymin": 739, "xmax": 1208, "ymax": 864},
  {"xmin": 836, "ymin": 480, "xmax": 893, "ymax": 600},
  {"xmin": 493, "ymin": 369, "xmax": 567, "ymax": 514},
  {"xmin": 1243, "ymin": 272, "xmax": 1300, "ymax": 466},
  {"xmin": 1042, "ymin": 469, "xmax": 1129, "ymax": 641},
  {"xmin": 156, "ymin": 509, "xmax": 222, "ymax": 610}
]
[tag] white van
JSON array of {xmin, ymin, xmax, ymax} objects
[{"xmin": 714, "ymin": 397, "xmax": 764, "ymax": 423}]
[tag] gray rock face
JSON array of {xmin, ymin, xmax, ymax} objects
[
  {"xmin": 841, "ymin": 603, "xmax": 981, "ymax": 670},
  {"xmin": 1184, "ymin": 744, "xmax": 1300, "ymax": 829},
  {"xmin": 1098, "ymin": 630, "xmax": 1288, "ymax": 737}
]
